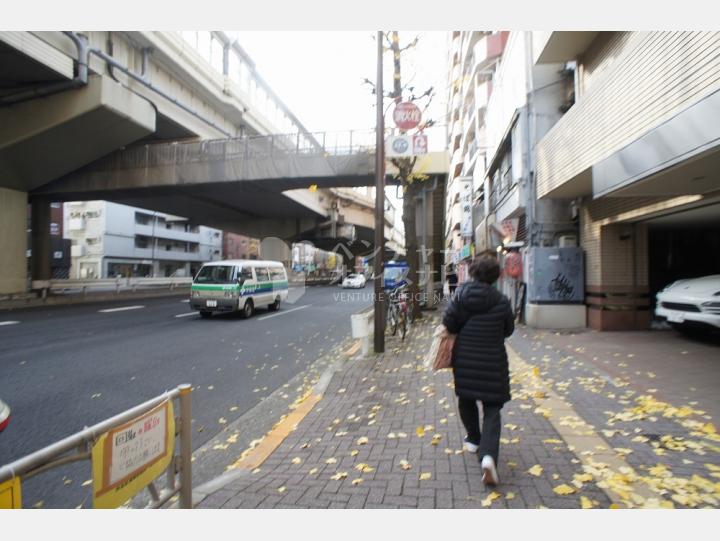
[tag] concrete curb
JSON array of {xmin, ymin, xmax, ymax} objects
[{"xmin": 190, "ymin": 338, "xmax": 363, "ymax": 506}]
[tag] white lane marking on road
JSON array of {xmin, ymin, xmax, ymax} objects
[
  {"xmin": 180, "ymin": 299, "xmax": 190, "ymax": 303},
  {"xmin": 98, "ymin": 305, "xmax": 145, "ymax": 313},
  {"xmin": 0, "ymin": 321, "xmax": 20, "ymax": 326},
  {"xmin": 257, "ymin": 304, "xmax": 311, "ymax": 321},
  {"xmin": 175, "ymin": 312, "xmax": 196, "ymax": 318}
]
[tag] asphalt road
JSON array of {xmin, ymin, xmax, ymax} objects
[{"xmin": 0, "ymin": 285, "xmax": 371, "ymax": 508}]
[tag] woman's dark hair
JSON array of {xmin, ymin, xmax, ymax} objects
[{"xmin": 468, "ymin": 254, "xmax": 500, "ymax": 284}]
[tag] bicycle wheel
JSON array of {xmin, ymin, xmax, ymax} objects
[
  {"xmin": 399, "ymin": 311, "xmax": 407, "ymax": 340},
  {"xmin": 388, "ymin": 306, "xmax": 398, "ymax": 336}
]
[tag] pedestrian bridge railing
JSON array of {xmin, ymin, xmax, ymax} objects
[{"xmin": 0, "ymin": 384, "xmax": 193, "ymax": 509}]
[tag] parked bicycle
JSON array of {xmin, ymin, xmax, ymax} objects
[{"xmin": 387, "ymin": 286, "xmax": 410, "ymax": 340}]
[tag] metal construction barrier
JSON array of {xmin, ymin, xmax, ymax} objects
[{"xmin": 0, "ymin": 384, "xmax": 193, "ymax": 509}]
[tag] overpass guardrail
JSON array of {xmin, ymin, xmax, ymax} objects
[{"xmin": 31, "ymin": 277, "xmax": 193, "ymax": 297}]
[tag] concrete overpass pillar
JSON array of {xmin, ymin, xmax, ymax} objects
[
  {"xmin": 31, "ymin": 196, "xmax": 52, "ymax": 283},
  {"xmin": 0, "ymin": 187, "xmax": 28, "ymax": 294}
]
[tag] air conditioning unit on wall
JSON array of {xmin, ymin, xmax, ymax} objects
[{"xmin": 558, "ymin": 235, "xmax": 578, "ymax": 248}]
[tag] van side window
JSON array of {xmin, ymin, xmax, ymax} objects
[
  {"xmin": 256, "ymin": 268, "xmax": 270, "ymax": 282},
  {"xmin": 270, "ymin": 268, "xmax": 285, "ymax": 281},
  {"xmin": 239, "ymin": 267, "xmax": 254, "ymax": 281}
]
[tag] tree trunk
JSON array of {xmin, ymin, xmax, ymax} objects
[{"xmin": 402, "ymin": 181, "xmax": 423, "ymax": 320}]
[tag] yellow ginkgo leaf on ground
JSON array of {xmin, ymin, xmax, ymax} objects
[
  {"xmin": 81, "ymin": 479, "xmax": 92, "ymax": 487},
  {"xmin": 351, "ymin": 478, "xmax": 364, "ymax": 486},
  {"xmin": 553, "ymin": 484, "xmax": 576, "ymax": 496},
  {"xmin": 580, "ymin": 496, "xmax": 594, "ymax": 509},
  {"xmin": 291, "ymin": 457, "xmax": 302, "ymax": 465},
  {"xmin": 278, "ymin": 486, "xmax": 286, "ymax": 494},
  {"xmin": 308, "ymin": 468, "xmax": 318, "ymax": 475},
  {"xmin": 506, "ymin": 492, "xmax": 515, "ymax": 500},
  {"xmin": 543, "ymin": 438, "xmax": 563, "ymax": 444},
  {"xmin": 325, "ymin": 457, "xmax": 337, "ymax": 464},
  {"xmin": 399, "ymin": 460, "xmax": 412, "ymax": 471},
  {"xmin": 528, "ymin": 465, "xmax": 544, "ymax": 477},
  {"xmin": 354, "ymin": 463, "xmax": 375, "ymax": 473},
  {"xmin": 419, "ymin": 472, "xmax": 432, "ymax": 481},
  {"xmin": 431, "ymin": 434, "xmax": 442, "ymax": 445},
  {"xmin": 416, "ymin": 426, "xmax": 426, "ymax": 437},
  {"xmin": 350, "ymin": 449, "xmax": 359, "ymax": 456},
  {"xmin": 481, "ymin": 491, "xmax": 502, "ymax": 507},
  {"xmin": 356, "ymin": 436, "xmax": 369, "ymax": 445},
  {"xmin": 330, "ymin": 472, "xmax": 348, "ymax": 481}
]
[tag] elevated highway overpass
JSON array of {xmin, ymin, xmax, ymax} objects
[{"xmin": 0, "ymin": 31, "xmax": 447, "ymax": 294}]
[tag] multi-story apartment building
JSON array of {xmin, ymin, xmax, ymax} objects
[
  {"xmin": 223, "ymin": 232, "xmax": 259, "ymax": 260},
  {"xmin": 64, "ymin": 201, "xmax": 222, "ymax": 279},
  {"xmin": 446, "ymin": 31, "xmax": 720, "ymax": 331}
]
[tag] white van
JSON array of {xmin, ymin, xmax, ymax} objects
[{"xmin": 190, "ymin": 259, "xmax": 289, "ymax": 318}]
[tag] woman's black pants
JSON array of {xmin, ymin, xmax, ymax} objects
[{"xmin": 457, "ymin": 397, "xmax": 503, "ymax": 464}]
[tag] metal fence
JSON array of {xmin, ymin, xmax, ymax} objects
[
  {"xmin": 0, "ymin": 384, "xmax": 193, "ymax": 509},
  {"xmin": 31, "ymin": 277, "xmax": 193, "ymax": 296}
]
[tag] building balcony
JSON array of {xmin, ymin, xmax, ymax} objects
[
  {"xmin": 133, "ymin": 224, "xmax": 200, "ymax": 243},
  {"xmin": 132, "ymin": 247, "xmax": 206, "ymax": 262},
  {"xmin": 449, "ymin": 148, "xmax": 464, "ymax": 179},
  {"xmin": 475, "ymin": 79, "xmax": 492, "ymax": 116},
  {"xmin": 491, "ymin": 181, "xmax": 524, "ymax": 223},
  {"xmin": 472, "ymin": 32, "xmax": 509, "ymax": 75},
  {"xmin": 461, "ymin": 32, "xmax": 483, "ymax": 71},
  {"xmin": 68, "ymin": 217, "xmax": 85, "ymax": 231},
  {"xmin": 532, "ymin": 31, "xmax": 599, "ymax": 65}
]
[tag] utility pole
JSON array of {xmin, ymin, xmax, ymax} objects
[{"xmin": 373, "ymin": 30, "xmax": 386, "ymax": 354}]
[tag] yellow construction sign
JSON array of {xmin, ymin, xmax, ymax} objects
[
  {"xmin": 91, "ymin": 400, "xmax": 175, "ymax": 508},
  {"xmin": 0, "ymin": 476, "xmax": 22, "ymax": 509}
]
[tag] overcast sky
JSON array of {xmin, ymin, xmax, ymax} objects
[{"xmin": 231, "ymin": 31, "xmax": 450, "ymax": 135}]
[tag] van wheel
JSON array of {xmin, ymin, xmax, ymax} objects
[
  {"xmin": 199, "ymin": 311, "xmax": 212, "ymax": 318},
  {"xmin": 268, "ymin": 297, "xmax": 281, "ymax": 312},
  {"xmin": 241, "ymin": 299, "xmax": 254, "ymax": 319}
]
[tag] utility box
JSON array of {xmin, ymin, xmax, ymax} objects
[{"xmin": 526, "ymin": 247, "xmax": 584, "ymax": 304}]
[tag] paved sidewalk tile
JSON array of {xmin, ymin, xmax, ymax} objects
[
  {"xmin": 509, "ymin": 329, "xmax": 720, "ymax": 509},
  {"xmin": 207, "ymin": 313, "xmax": 634, "ymax": 509}
]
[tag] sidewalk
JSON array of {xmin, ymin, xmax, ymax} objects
[{"xmin": 196, "ymin": 313, "xmax": 719, "ymax": 509}]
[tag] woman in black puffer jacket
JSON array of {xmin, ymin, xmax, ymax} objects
[{"xmin": 442, "ymin": 254, "xmax": 514, "ymax": 486}]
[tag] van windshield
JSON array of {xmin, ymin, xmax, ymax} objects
[{"xmin": 194, "ymin": 265, "xmax": 235, "ymax": 284}]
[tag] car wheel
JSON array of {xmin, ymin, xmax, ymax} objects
[
  {"xmin": 268, "ymin": 297, "xmax": 281, "ymax": 312},
  {"xmin": 242, "ymin": 299, "xmax": 254, "ymax": 319},
  {"xmin": 199, "ymin": 311, "xmax": 212, "ymax": 318}
]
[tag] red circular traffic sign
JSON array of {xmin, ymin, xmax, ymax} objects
[{"xmin": 393, "ymin": 102, "xmax": 421, "ymax": 130}]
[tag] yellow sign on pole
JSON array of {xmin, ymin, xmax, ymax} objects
[
  {"xmin": 0, "ymin": 476, "xmax": 22, "ymax": 509},
  {"xmin": 91, "ymin": 400, "xmax": 175, "ymax": 508}
]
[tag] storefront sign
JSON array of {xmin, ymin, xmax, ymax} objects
[
  {"xmin": 92, "ymin": 400, "xmax": 174, "ymax": 508},
  {"xmin": 385, "ymin": 134, "xmax": 428, "ymax": 157},
  {"xmin": 459, "ymin": 178, "xmax": 473, "ymax": 238},
  {"xmin": 460, "ymin": 244, "xmax": 472, "ymax": 260}
]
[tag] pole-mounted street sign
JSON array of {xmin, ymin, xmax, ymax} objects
[{"xmin": 393, "ymin": 102, "xmax": 421, "ymax": 131}]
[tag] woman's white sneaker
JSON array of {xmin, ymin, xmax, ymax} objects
[
  {"xmin": 481, "ymin": 455, "xmax": 499, "ymax": 486},
  {"xmin": 463, "ymin": 436, "xmax": 479, "ymax": 453}
]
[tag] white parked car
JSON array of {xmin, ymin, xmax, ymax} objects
[
  {"xmin": 656, "ymin": 275, "xmax": 720, "ymax": 333},
  {"xmin": 341, "ymin": 273, "xmax": 367, "ymax": 289}
]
